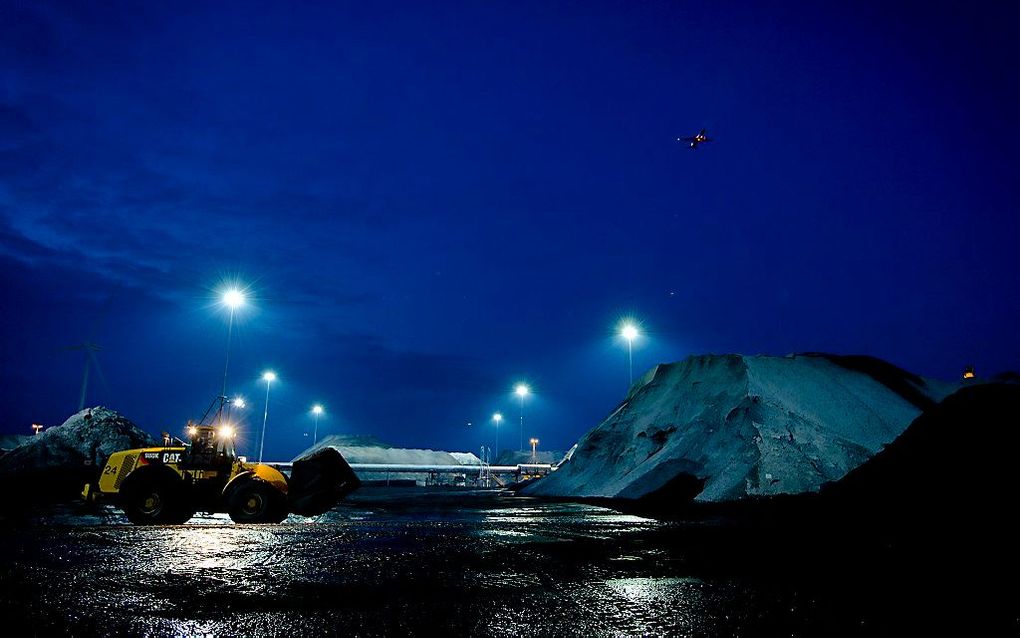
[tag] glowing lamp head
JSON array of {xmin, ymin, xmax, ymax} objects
[
  {"xmin": 312, "ymin": 404, "xmax": 324, "ymax": 416},
  {"xmin": 187, "ymin": 425, "xmax": 198, "ymax": 437},
  {"xmin": 963, "ymin": 366, "xmax": 976, "ymax": 380},
  {"xmin": 232, "ymin": 397, "xmax": 246, "ymax": 409},
  {"xmin": 492, "ymin": 412, "xmax": 503, "ymax": 423},
  {"xmin": 621, "ymin": 324, "xmax": 639, "ymax": 341},
  {"xmin": 530, "ymin": 438, "xmax": 539, "ymax": 445},
  {"xmin": 262, "ymin": 371, "xmax": 277, "ymax": 383},
  {"xmin": 222, "ymin": 288, "xmax": 245, "ymax": 310},
  {"xmin": 515, "ymin": 384, "xmax": 530, "ymax": 398}
]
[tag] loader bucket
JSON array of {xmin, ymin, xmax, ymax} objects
[{"xmin": 287, "ymin": 447, "xmax": 361, "ymax": 516}]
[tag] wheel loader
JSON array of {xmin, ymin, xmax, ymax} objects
[{"xmin": 82, "ymin": 422, "xmax": 359, "ymax": 524}]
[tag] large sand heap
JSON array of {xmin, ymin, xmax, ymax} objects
[{"xmin": 524, "ymin": 354, "xmax": 955, "ymax": 502}]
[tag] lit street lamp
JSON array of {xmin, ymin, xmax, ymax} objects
[
  {"xmin": 219, "ymin": 288, "xmax": 246, "ymax": 401},
  {"xmin": 311, "ymin": 404, "xmax": 324, "ymax": 445},
  {"xmin": 492, "ymin": 412, "xmax": 503, "ymax": 460},
  {"xmin": 530, "ymin": 437, "xmax": 539, "ymax": 461},
  {"xmin": 515, "ymin": 383, "xmax": 530, "ymax": 451},
  {"xmin": 228, "ymin": 395, "xmax": 246, "ymax": 428},
  {"xmin": 620, "ymin": 322, "xmax": 640, "ymax": 386},
  {"xmin": 259, "ymin": 370, "xmax": 276, "ymax": 462},
  {"xmin": 32, "ymin": 424, "xmax": 43, "ymax": 436}
]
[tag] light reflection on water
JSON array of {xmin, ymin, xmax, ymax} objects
[
  {"xmin": 479, "ymin": 504, "xmax": 656, "ymax": 528},
  {"xmin": 4, "ymin": 495, "xmax": 761, "ymax": 636},
  {"xmin": 476, "ymin": 528, "xmax": 530, "ymax": 538}
]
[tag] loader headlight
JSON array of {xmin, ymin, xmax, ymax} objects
[
  {"xmin": 187, "ymin": 426, "xmax": 197, "ymax": 437},
  {"xmin": 218, "ymin": 426, "xmax": 235, "ymax": 438}
]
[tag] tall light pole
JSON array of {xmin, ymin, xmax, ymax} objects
[
  {"xmin": 259, "ymin": 370, "xmax": 276, "ymax": 462},
  {"xmin": 492, "ymin": 412, "xmax": 503, "ymax": 460},
  {"xmin": 515, "ymin": 384, "xmax": 529, "ymax": 451},
  {"xmin": 220, "ymin": 288, "xmax": 245, "ymax": 402},
  {"xmin": 312, "ymin": 404, "xmax": 324, "ymax": 445},
  {"xmin": 530, "ymin": 437, "xmax": 539, "ymax": 462},
  {"xmin": 620, "ymin": 323, "xmax": 639, "ymax": 386}
]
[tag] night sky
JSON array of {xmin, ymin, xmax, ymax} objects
[{"xmin": 2, "ymin": 1, "xmax": 1018, "ymax": 460}]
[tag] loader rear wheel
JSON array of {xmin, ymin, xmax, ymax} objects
[
  {"xmin": 228, "ymin": 479, "xmax": 287, "ymax": 524},
  {"xmin": 122, "ymin": 472, "xmax": 188, "ymax": 525}
]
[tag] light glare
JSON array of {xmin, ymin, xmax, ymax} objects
[
  {"xmin": 312, "ymin": 404, "xmax": 324, "ymax": 415},
  {"xmin": 515, "ymin": 384, "xmax": 530, "ymax": 397},
  {"xmin": 222, "ymin": 288, "xmax": 245, "ymax": 309},
  {"xmin": 621, "ymin": 323, "xmax": 639, "ymax": 341},
  {"xmin": 262, "ymin": 371, "xmax": 277, "ymax": 382}
]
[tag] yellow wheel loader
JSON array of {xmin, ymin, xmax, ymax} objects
[{"xmin": 82, "ymin": 423, "xmax": 359, "ymax": 524}]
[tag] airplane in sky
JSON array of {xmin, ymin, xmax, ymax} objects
[{"xmin": 678, "ymin": 128, "xmax": 712, "ymax": 149}]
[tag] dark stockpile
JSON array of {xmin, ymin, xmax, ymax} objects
[{"xmin": 0, "ymin": 407, "xmax": 155, "ymax": 505}]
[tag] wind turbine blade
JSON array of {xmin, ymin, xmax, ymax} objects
[
  {"xmin": 88, "ymin": 295, "xmax": 116, "ymax": 340},
  {"xmin": 79, "ymin": 357, "xmax": 90, "ymax": 412},
  {"xmin": 87, "ymin": 349, "xmax": 110, "ymax": 395}
]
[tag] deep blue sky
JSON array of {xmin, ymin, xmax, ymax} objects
[{"xmin": 2, "ymin": 0, "xmax": 1018, "ymax": 460}]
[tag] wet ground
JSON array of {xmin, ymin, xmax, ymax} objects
[{"xmin": 0, "ymin": 488, "xmax": 1005, "ymax": 636}]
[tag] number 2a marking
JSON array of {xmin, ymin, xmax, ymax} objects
[{"xmin": 103, "ymin": 465, "xmax": 117, "ymax": 475}]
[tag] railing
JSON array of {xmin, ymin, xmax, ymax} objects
[{"xmin": 266, "ymin": 461, "xmax": 554, "ymax": 476}]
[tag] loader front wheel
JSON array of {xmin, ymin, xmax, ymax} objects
[
  {"xmin": 122, "ymin": 471, "xmax": 188, "ymax": 525},
  {"xmin": 228, "ymin": 479, "xmax": 287, "ymax": 524}
]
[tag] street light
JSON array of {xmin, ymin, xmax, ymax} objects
[
  {"xmin": 219, "ymin": 288, "xmax": 246, "ymax": 401},
  {"xmin": 222, "ymin": 289, "xmax": 245, "ymax": 309},
  {"xmin": 514, "ymin": 383, "xmax": 530, "ymax": 451},
  {"xmin": 620, "ymin": 322, "xmax": 640, "ymax": 386},
  {"xmin": 530, "ymin": 437, "xmax": 539, "ymax": 461},
  {"xmin": 311, "ymin": 404, "xmax": 324, "ymax": 445},
  {"xmin": 259, "ymin": 370, "xmax": 276, "ymax": 462},
  {"xmin": 492, "ymin": 412, "xmax": 503, "ymax": 460},
  {"xmin": 228, "ymin": 395, "xmax": 246, "ymax": 427}
]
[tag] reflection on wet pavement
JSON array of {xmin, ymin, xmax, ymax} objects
[{"xmin": 0, "ymin": 491, "xmax": 866, "ymax": 635}]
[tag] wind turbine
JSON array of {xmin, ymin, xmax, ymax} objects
[
  {"xmin": 64, "ymin": 297, "xmax": 114, "ymax": 412},
  {"xmin": 65, "ymin": 341, "xmax": 106, "ymax": 411}
]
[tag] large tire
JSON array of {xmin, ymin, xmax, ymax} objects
[
  {"xmin": 228, "ymin": 479, "xmax": 288, "ymax": 524},
  {"xmin": 121, "ymin": 470, "xmax": 189, "ymax": 525}
]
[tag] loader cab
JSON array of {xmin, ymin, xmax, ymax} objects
[{"xmin": 183, "ymin": 423, "xmax": 237, "ymax": 468}]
